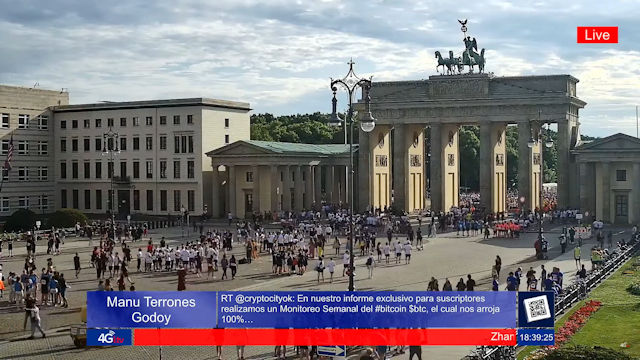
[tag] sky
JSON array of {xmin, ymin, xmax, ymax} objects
[{"xmin": 0, "ymin": 0, "xmax": 638, "ymax": 137}]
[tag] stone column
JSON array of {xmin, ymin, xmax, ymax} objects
[
  {"xmin": 579, "ymin": 162, "xmax": 595, "ymax": 220},
  {"xmin": 294, "ymin": 165, "xmax": 304, "ymax": 211},
  {"xmin": 304, "ymin": 165, "xmax": 313, "ymax": 210},
  {"xmin": 601, "ymin": 162, "xmax": 611, "ymax": 222},
  {"xmin": 228, "ymin": 165, "xmax": 236, "ymax": 218},
  {"xmin": 430, "ymin": 123, "xmax": 443, "ymax": 212},
  {"xmin": 479, "ymin": 123, "xmax": 492, "ymax": 212},
  {"xmin": 314, "ymin": 166, "xmax": 322, "ymax": 207},
  {"xmin": 556, "ymin": 120, "xmax": 570, "ymax": 208},
  {"xmin": 252, "ymin": 165, "xmax": 260, "ymax": 213},
  {"xmin": 270, "ymin": 165, "xmax": 279, "ymax": 213},
  {"xmin": 634, "ymin": 163, "xmax": 640, "ymax": 223},
  {"xmin": 358, "ymin": 128, "xmax": 371, "ymax": 212},
  {"xmin": 518, "ymin": 122, "xmax": 532, "ymax": 211},
  {"xmin": 211, "ymin": 165, "xmax": 221, "ymax": 218},
  {"xmin": 392, "ymin": 123, "xmax": 408, "ymax": 211},
  {"xmin": 325, "ymin": 165, "xmax": 335, "ymax": 204},
  {"xmin": 282, "ymin": 165, "xmax": 292, "ymax": 211}
]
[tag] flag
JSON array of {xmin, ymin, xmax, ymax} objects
[{"xmin": 4, "ymin": 135, "xmax": 13, "ymax": 171}]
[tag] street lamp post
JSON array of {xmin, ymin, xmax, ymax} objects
[
  {"xmin": 527, "ymin": 111, "xmax": 553, "ymax": 241},
  {"xmin": 102, "ymin": 126, "xmax": 120, "ymax": 244},
  {"xmin": 329, "ymin": 59, "xmax": 376, "ymax": 292}
]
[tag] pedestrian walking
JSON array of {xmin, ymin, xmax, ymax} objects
[
  {"xmin": 574, "ymin": 245, "xmax": 581, "ymax": 269},
  {"xmin": 366, "ymin": 253, "xmax": 375, "ymax": 279},
  {"xmin": 74, "ymin": 253, "xmax": 81, "ymax": 278},
  {"xmin": 26, "ymin": 303, "xmax": 46, "ymax": 339},
  {"xmin": 466, "ymin": 274, "xmax": 476, "ymax": 291},
  {"xmin": 315, "ymin": 257, "xmax": 325, "ymax": 283}
]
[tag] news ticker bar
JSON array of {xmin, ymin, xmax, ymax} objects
[
  {"xmin": 87, "ymin": 328, "xmax": 555, "ymax": 346},
  {"xmin": 87, "ymin": 291, "xmax": 518, "ymax": 329}
]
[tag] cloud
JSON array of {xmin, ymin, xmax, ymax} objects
[{"xmin": 0, "ymin": 0, "xmax": 637, "ymax": 137}]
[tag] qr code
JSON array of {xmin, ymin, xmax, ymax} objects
[{"xmin": 523, "ymin": 295, "xmax": 551, "ymax": 323}]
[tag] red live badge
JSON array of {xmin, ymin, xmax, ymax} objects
[{"xmin": 577, "ymin": 27, "xmax": 618, "ymax": 43}]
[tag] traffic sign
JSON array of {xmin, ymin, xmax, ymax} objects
[{"xmin": 317, "ymin": 345, "xmax": 346, "ymax": 358}]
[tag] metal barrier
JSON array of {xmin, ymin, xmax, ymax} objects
[{"xmin": 465, "ymin": 238, "xmax": 639, "ymax": 360}]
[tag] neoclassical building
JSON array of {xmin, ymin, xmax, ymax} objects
[{"xmin": 206, "ymin": 140, "xmax": 352, "ymax": 218}]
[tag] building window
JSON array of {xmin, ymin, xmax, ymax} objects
[
  {"xmin": 146, "ymin": 160, "xmax": 153, "ymax": 179},
  {"xmin": 95, "ymin": 138, "xmax": 102, "ymax": 152},
  {"xmin": 616, "ymin": 170, "xmax": 627, "ymax": 181},
  {"xmin": 173, "ymin": 115, "xmax": 180, "ymax": 125},
  {"xmin": 160, "ymin": 136, "xmax": 167, "ymax": 150},
  {"xmin": 38, "ymin": 141, "xmax": 48, "ymax": 155},
  {"xmin": 173, "ymin": 160, "xmax": 180, "ymax": 178},
  {"xmin": 18, "ymin": 114, "xmax": 29, "ymax": 129},
  {"xmin": 0, "ymin": 140, "xmax": 7, "ymax": 155},
  {"xmin": 225, "ymin": 134, "xmax": 230, "ymax": 144},
  {"xmin": 120, "ymin": 117, "xmax": 127, "ymax": 127},
  {"xmin": 188, "ymin": 136, "xmax": 194, "ymax": 153},
  {"xmin": 1, "ymin": 113, "xmax": 9, "ymax": 128},
  {"xmin": 95, "ymin": 161, "xmax": 102, "ymax": 179},
  {"xmin": 133, "ymin": 161, "xmax": 140, "ymax": 179},
  {"xmin": 147, "ymin": 190, "xmax": 154, "ymax": 211},
  {"xmin": 107, "ymin": 118, "xmax": 114, "ymax": 127},
  {"xmin": 72, "ymin": 162, "xmax": 78, "ymax": 179},
  {"xmin": 174, "ymin": 136, "xmax": 180, "ymax": 153},
  {"xmin": 133, "ymin": 190, "xmax": 140, "ymax": 211},
  {"xmin": 37, "ymin": 115, "xmax": 48, "ymax": 130},
  {"xmin": 224, "ymin": 118, "xmax": 229, "ymax": 128},
  {"xmin": 133, "ymin": 137, "xmax": 140, "ymax": 150},
  {"xmin": 615, "ymin": 194, "xmax": 628, "ymax": 217},
  {"xmin": 83, "ymin": 119, "xmax": 90, "ymax": 128},
  {"xmin": 61, "ymin": 189, "xmax": 67, "ymax": 208},
  {"xmin": 60, "ymin": 120, "xmax": 66, "ymax": 129},
  {"xmin": 0, "ymin": 197, "xmax": 9, "ymax": 212},
  {"xmin": 146, "ymin": 116, "xmax": 153, "ymax": 126},
  {"xmin": 246, "ymin": 171, "xmax": 253, "ymax": 182},
  {"xmin": 2, "ymin": 168, "xmax": 7, "ymax": 181},
  {"xmin": 38, "ymin": 166, "xmax": 48, "ymax": 181},
  {"xmin": 72, "ymin": 189, "xmax": 79, "ymax": 209},
  {"xmin": 38, "ymin": 195, "xmax": 48, "ymax": 211},
  {"xmin": 71, "ymin": 139, "xmax": 78, "ymax": 152},
  {"xmin": 187, "ymin": 115, "xmax": 193, "ymax": 124},
  {"xmin": 19, "ymin": 196, "xmax": 29, "ymax": 209},
  {"xmin": 133, "ymin": 117, "xmax": 140, "ymax": 126},
  {"xmin": 84, "ymin": 162, "xmax": 90, "ymax": 179},
  {"xmin": 60, "ymin": 139, "xmax": 66, "ymax": 152},
  {"xmin": 107, "ymin": 138, "xmax": 114, "ymax": 151},
  {"xmin": 60, "ymin": 162, "xmax": 67, "ymax": 179},
  {"xmin": 83, "ymin": 138, "xmax": 90, "ymax": 152},
  {"xmin": 181, "ymin": 136, "xmax": 187, "ymax": 153},
  {"xmin": 160, "ymin": 190, "xmax": 167, "ymax": 211},
  {"xmin": 160, "ymin": 160, "xmax": 167, "ymax": 179},
  {"xmin": 187, "ymin": 161, "xmax": 194, "ymax": 179},
  {"xmin": 187, "ymin": 190, "xmax": 195, "ymax": 212},
  {"xmin": 107, "ymin": 161, "xmax": 113, "ymax": 178},
  {"xmin": 72, "ymin": 119, "xmax": 78, "ymax": 129},
  {"xmin": 18, "ymin": 141, "xmax": 28, "ymax": 155},
  {"xmin": 119, "ymin": 137, "xmax": 126, "ymax": 151},
  {"xmin": 160, "ymin": 116, "xmax": 167, "ymax": 125},
  {"xmin": 84, "ymin": 189, "xmax": 91, "ymax": 210},
  {"xmin": 96, "ymin": 190, "xmax": 102, "ymax": 210},
  {"xmin": 173, "ymin": 190, "xmax": 181, "ymax": 211},
  {"xmin": 95, "ymin": 118, "xmax": 102, "ymax": 128},
  {"xmin": 120, "ymin": 161, "xmax": 127, "ymax": 178},
  {"xmin": 146, "ymin": 136, "xmax": 153, "ymax": 150},
  {"xmin": 18, "ymin": 167, "xmax": 28, "ymax": 181}
]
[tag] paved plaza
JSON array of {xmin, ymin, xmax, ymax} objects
[{"xmin": 0, "ymin": 220, "xmax": 628, "ymax": 360}]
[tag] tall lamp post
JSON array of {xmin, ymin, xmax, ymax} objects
[
  {"xmin": 527, "ymin": 111, "xmax": 553, "ymax": 241},
  {"xmin": 102, "ymin": 126, "xmax": 120, "ymax": 244},
  {"xmin": 329, "ymin": 59, "xmax": 376, "ymax": 291}
]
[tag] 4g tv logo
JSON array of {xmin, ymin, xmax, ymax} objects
[{"xmin": 87, "ymin": 329, "xmax": 132, "ymax": 346}]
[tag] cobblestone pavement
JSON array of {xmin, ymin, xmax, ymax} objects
[{"xmin": 0, "ymin": 221, "xmax": 627, "ymax": 359}]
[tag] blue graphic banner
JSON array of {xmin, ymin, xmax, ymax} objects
[
  {"xmin": 87, "ymin": 329, "xmax": 132, "ymax": 346},
  {"xmin": 517, "ymin": 328, "xmax": 555, "ymax": 346},
  {"xmin": 217, "ymin": 291, "xmax": 516, "ymax": 329},
  {"xmin": 87, "ymin": 291, "xmax": 217, "ymax": 328}
]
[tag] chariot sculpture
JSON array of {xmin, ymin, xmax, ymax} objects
[{"xmin": 435, "ymin": 19, "xmax": 486, "ymax": 75}]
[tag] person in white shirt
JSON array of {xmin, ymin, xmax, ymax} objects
[
  {"xmin": 327, "ymin": 258, "xmax": 336, "ymax": 283},
  {"xmin": 342, "ymin": 251, "xmax": 350, "ymax": 277},
  {"xmin": 394, "ymin": 241, "xmax": 403, "ymax": 264},
  {"xmin": 383, "ymin": 243, "xmax": 391, "ymax": 264},
  {"xmin": 404, "ymin": 241, "xmax": 412, "ymax": 264}
]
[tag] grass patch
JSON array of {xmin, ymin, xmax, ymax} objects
[{"xmin": 518, "ymin": 257, "xmax": 640, "ymax": 360}]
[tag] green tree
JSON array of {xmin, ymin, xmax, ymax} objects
[
  {"xmin": 48, "ymin": 208, "xmax": 88, "ymax": 228},
  {"xmin": 459, "ymin": 126, "xmax": 480, "ymax": 191},
  {"xmin": 4, "ymin": 208, "xmax": 37, "ymax": 232}
]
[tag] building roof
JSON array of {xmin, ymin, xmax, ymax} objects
[
  {"xmin": 52, "ymin": 97, "xmax": 251, "ymax": 112},
  {"xmin": 573, "ymin": 133, "xmax": 640, "ymax": 151},
  {"xmin": 207, "ymin": 140, "xmax": 355, "ymax": 157}
]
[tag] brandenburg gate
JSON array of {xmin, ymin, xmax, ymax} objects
[{"xmin": 356, "ymin": 22, "xmax": 586, "ymax": 214}]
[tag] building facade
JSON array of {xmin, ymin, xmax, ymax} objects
[
  {"xmin": 206, "ymin": 141, "xmax": 352, "ymax": 218},
  {"xmin": 0, "ymin": 85, "xmax": 69, "ymax": 216},
  {"xmin": 0, "ymin": 84, "xmax": 250, "ymax": 218}
]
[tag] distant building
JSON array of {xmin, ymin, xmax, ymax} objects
[{"xmin": 0, "ymin": 84, "xmax": 251, "ymax": 218}]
